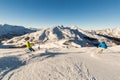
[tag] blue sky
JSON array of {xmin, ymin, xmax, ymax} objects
[{"xmin": 0, "ymin": 0, "xmax": 120, "ymax": 29}]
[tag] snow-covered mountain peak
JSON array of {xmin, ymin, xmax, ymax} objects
[
  {"xmin": 95, "ymin": 27, "xmax": 120, "ymax": 38},
  {"xmin": 70, "ymin": 25, "xmax": 78, "ymax": 29},
  {"xmin": 0, "ymin": 24, "xmax": 36, "ymax": 39},
  {"xmin": 2, "ymin": 26, "xmax": 100, "ymax": 48},
  {"xmin": 1, "ymin": 26, "xmax": 120, "ymax": 48}
]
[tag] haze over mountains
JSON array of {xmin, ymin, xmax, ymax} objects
[{"xmin": 0, "ymin": 24, "xmax": 119, "ymax": 48}]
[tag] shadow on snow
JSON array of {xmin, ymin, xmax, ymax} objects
[
  {"xmin": 30, "ymin": 51, "xmax": 67, "ymax": 61},
  {"xmin": 0, "ymin": 56, "xmax": 26, "ymax": 80}
]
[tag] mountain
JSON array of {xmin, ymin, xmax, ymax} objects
[
  {"xmin": 0, "ymin": 24, "xmax": 37, "ymax": 40},
  {"xmin": 2, "ymin": 25, "xmax": 120, "ymax": 48},
  {"xmin": 93, "ymin": 28, "xmax": 120, "ymax": 45},
  {"xmin": 95, "ymin": 28, "xmax": 120, "ymax": 38},
  {"xmin": 1, "ymin": 26, "xmax": 102, "ymax": 48}
]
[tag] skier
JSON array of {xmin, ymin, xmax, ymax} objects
[
  {"xmin": 97, "ymin": 41, "xmax": 107, "ymax": 54},
  {"xmin": 98, "ymin": 41, "xmax": 107, "ymax": 49},
  {"xmin": 37, "ymin": 41, "xmax": 41, "ymax": 50},
  {"xmin": 26, "ymin": 41, "xmax": 35, "ymax": 52},
  {"xmin": 86, "ymin": 42, "xmax": 89, "ymax": 47}
]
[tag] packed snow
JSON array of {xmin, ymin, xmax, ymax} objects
[{"xmin": 0, "ymin": 46, "xmax": 120, "ymax": 80}]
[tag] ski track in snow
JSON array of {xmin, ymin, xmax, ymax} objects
[{"xmin": 0, "ymin": 47, "xmax": 120, "ymax": 80}]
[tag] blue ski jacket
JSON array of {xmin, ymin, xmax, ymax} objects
[{"xmin": 98, "ymin": 42, "xmax": 107, "ymax": 49}]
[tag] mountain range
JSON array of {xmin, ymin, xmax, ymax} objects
[
  {"xmin": 1, "ymin": 25, "xmax": 120, "ymax": 48},
  {"xmin": 0, "ymin": 24, "xmax": 36, "ymax": 42}
]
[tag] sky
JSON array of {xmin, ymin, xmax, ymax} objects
[{"xmin": 0, "ymin": 0, "xmax": 120, "ymax": 29}]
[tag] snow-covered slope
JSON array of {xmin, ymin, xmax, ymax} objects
[
  {"xmin": 93, "ymin": 28, "xmax": 120, "ymax": 45},
  {"xmin": 95, "ymin": 28, "xmax": 120, "ymax": 38},
  {"xmin": 0, "ymin": 46, "xmax": 120, "ymax": 80},
  {"xmin": 0, "ymin": 24, "xmax": 36, "ymax": 39}
]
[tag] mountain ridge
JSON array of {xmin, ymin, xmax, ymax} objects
[
  {"xmin": 0, "ymin": 24, "xmax": 37, "ymax": 40},
  {"xmin": 1, "ymin": 25, "xmax": 120, "ymax": 48}
]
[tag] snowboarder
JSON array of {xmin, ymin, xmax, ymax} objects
[
  {"xmin": 97, "ymin": 41, "xmax": 107, "ymax": 54},
  {"xmin": 26, "ymin": 41, "xmax": 35, "ymax": 52}
]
